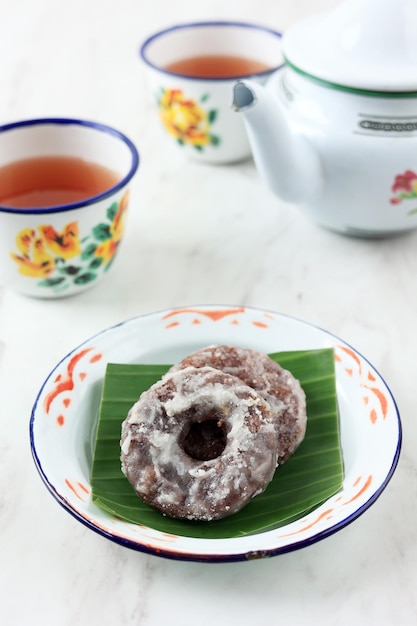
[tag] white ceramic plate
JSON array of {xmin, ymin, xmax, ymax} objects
[{"xmin": 30, "ymin": 305, "xmax": 401, "ymax": 562}]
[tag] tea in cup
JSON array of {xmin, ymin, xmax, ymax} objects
[
  {"xmin": 140, "ymin": 21, "xmax": 282, "ymax": 164},
  {"xmin": 0, "ymin": 118, "xmax": 139, "ymax": 298}
]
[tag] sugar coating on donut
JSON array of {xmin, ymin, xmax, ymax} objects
[
  {"xmin": 120, "ymin": 366, "xmax": 279, "ymax": 521},
  {"xmin": 168, "ymin": 345, "xmax": 307, "ymax": 464}
]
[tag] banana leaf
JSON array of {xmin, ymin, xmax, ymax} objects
[{"xmin": 90, "ymin": 349, "xmax": 343, "ymax": 538}]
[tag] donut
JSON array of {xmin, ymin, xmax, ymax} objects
[
  {"xmin": 120, "ymin": 366, "xmax": 279, "ymax": 521},
  {"xmin": 168, "ymin": 345, "xmax": 307, "ymax": 464}
]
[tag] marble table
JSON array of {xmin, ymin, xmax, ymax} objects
[{"xmin": 1, "ymin": 0, "xmax": 416, "ymax": 624}]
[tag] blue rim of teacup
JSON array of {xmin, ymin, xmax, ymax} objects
[
  {"xmin": 140, "ymin": 20, "xmax": 283, "ymax": 81},
  {"xmin": 0, "ymin": 117, "xmax": 139, "ymax": 215}
]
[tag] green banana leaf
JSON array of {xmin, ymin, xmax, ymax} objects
[{"xmin": 90, "ymin": 349, "xmax": 343, "ymax": 539}]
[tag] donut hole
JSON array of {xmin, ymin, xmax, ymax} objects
[{"xmin": 181, "ymin": 411, "xmax": 227, "ymax": 461}]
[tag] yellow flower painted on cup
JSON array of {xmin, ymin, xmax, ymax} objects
[
  {"xmin": 11, "ymin": 223, "xmax": 81, "ymax": 278},
  {"xmin": 37, "ymin": 222, "xmax": 81, "ymax": 259},
  {"xmin": 158, "ymin": 88, "xmax": 220, "ymax": 150},
  {"xmin": 9, "ymin": 190, "xmax": 130, "ymax": 293},
  {"xmin": 10, "ymin": 228, "xmax": 55, "ymax": 278}
]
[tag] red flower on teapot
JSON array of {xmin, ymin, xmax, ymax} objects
[{"xmin": 390, "ymin": 170, "xmax": 417, "ymax": 207}]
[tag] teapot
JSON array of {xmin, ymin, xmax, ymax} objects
[{"xmin": 232, "ymin": 0, "xmax": 417, "ymax": 237}]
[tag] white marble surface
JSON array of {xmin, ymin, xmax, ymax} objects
[{"xmin": 0, "ymin": 0, "xmax": 416, "ymax": 624}]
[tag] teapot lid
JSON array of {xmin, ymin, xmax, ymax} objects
[{"xmin": 282, "ymin": 0, "xmax": 417, "ymax": 92}]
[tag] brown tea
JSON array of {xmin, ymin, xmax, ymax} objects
[
  {"xmin": 0, "ymin": 155, "xmax": 120, "ymax": 208},
  {"xmin": 164, "ymin": 54, "xmax": 271, "ymax": 78}
]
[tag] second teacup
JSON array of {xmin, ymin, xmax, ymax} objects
[{"xmin": 140, "ymin": 21, "xmax": 282, "ymax": 164}]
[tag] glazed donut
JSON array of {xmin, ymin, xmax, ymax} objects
[
  {"xmin": 120, "ymin": 366, "xmax": 278, "ymax": 521},
  {"xmin": 169, "ymin": 345, "xmax": 307, "ymax": 464}
]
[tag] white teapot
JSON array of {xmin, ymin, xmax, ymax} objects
[{"xmin": 232, "ymin": 0, "xmax": 417, "ymax": 237}]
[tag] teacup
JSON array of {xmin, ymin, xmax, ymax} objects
[
  {"xmin": 0, "ymin": 117, "xmax": 139, "ymax": 298},
  {"xmin": 140, "ymin": 21, "xmax": 282, "ymax": 164}
]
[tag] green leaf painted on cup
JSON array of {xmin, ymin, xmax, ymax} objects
[
  {"xmin": 74, "ymin": 272, "xmax": 97, "ymax": 285},
  {"xmin": 58, "ymin": 265, "xmax": 80, "ymax": 276},
  {"xmin": 92, "ymin": 223, "xmax": 112, "ymax": 241},
  {"xmin": 38, "ymin": 276, "xmax": 67, "ymax": 287},
  {"xmin": 208, "ymin": 109, "xmax": 217, "ymax": 124},
  {"xmin": 106, "ymin": 202, "xmax": 119, "ymax": 221},
  {"xmin": 81, "ymin": 243, "xmax": 98, "ymax": 260},
  {"xmin": 89, "ymin": 257, "xmax": 103, "ymax": 269}
]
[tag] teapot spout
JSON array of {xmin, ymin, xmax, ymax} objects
[{"xmin": 232, "ymin": 80, "xmax": 322, "ymax": 203}]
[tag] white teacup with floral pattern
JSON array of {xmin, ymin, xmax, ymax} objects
[
  {"xmin": 140, "ymin": 21, "xmax": 282, "ymax": 164},
  {"xmin": 0, "ymin": 118, "xmax": 139, "ymax": 298}
]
